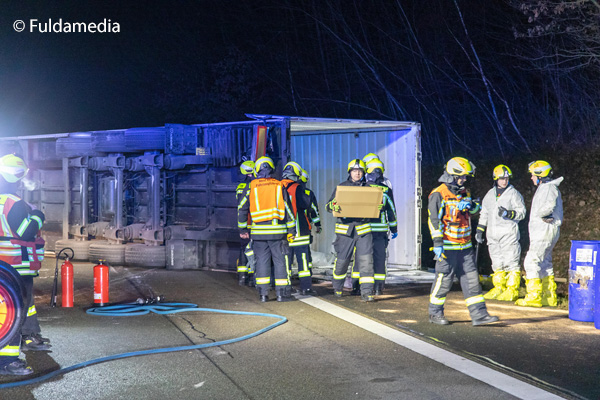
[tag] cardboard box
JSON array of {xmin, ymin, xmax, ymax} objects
[{"xmin": 332, "ymin": 186, "xmax": 383, "ymax": 218}]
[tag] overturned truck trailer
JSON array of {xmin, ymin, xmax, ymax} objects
[{"xmin": 0, "ymin": 115, "xmax": 421, "ymax": 271}]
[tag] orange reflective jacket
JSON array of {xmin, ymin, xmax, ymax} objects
[
  {"xmin": 249, "ymin": 178, "xmax": 286, "ymax": 223},
  {"xmin": 429, "ymin": 184, "xmax": 471, "ymax": 246}
]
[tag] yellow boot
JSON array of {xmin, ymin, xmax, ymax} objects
[
  {"xmin": 497, "ymin": 271, "xmax": 520, "ymax": 301},
  {"xmin": 541, "ymin": 276, "xmax": 558, "ymax": 307},
  {"xmin": 515, "ymin": 278, "xmax": 542, "ymax": 307},
  {"xmin": 483, "ymin": 271, "xmax": 507, "ymax": 299}
]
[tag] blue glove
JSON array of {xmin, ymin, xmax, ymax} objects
[
  {"xmin": 433, "ymin": 246, "xmax": 445, "ymax": 261},
  {"xmin": 391, "ymin": 232, "xmax": 398, "ymax": 239},
  {"xmin": 457, "ymin": 198, "xmax": 472, "ymax": 211}
]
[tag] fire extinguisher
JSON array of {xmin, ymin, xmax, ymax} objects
[
  {"xmin": 93, "ymin": 260, "xmax": 109, "ymax": 306},
  {"xmin": 61, "ymin": 257, "xmax": 74, "ymax": 308}
]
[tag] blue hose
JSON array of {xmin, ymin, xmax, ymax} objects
[{"xmin": 0, "ymin": 302, "xmax": 287, "ymax": 389}]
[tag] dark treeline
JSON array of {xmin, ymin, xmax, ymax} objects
[{"xmin": 108, "ymin": 1, "xmax": 600, "ymax": 163}]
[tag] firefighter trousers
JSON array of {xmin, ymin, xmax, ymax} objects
[
  {"xmin": 237, "ymin": 238, "xmax": 250, "ymax": 274},
  {"xmin": 290, "ymin": 244, "xmax": 312, "ymax": 290},
  {"xmin": 332, "ymin": 231, "xmax": 374, "ymax": 295},
  {"xmin": 21, "ymin": 276, "xmax": 41, "ymax": 336},
  {"xmin": 373, "ymin": 233, "xmax": 388, "ymax": 291},
  {"xmin": 253, "ymin": 240, "xmax": 291, "ymax": 296},
  {"xmin": 428, "ymin": 248, "xmax": 489, "ymax": 320}
]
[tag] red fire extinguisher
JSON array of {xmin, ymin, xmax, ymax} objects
[
  {"xmin": 93, "ymin": 260, "xmax": 109, "ymax": 306},
  {"xmin": 61, "ymin": 257, "xmax": 74, "ymax": 308}
]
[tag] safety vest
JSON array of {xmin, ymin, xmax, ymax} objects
[
  {"xmin": 429, "ymin": 184, "xmax": 472, "ymax": 248},
  {"xmin": 0, "ymin": 194, "xmax": 45, "ymax": 276},
  {"xmin": 249, "ymin": 178, "xmax": 286, "ymax": 223}
]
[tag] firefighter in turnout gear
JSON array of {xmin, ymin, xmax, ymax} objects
[
  {"xmin": 281, "ymin": 162, "xmax": 314, "ymax": 295},
  {"xmin": 238, "ymin": 156, "xmax": 296, "ymax": 302},
  {"xmin": 236, "ymin": 160, "xmax": 255, "ymax": 286},
  {"xmin": 326, "ymin": 159, "xmax": 376, "ymax": 302},
  {"xmin": 365, "ymin": 159, "xmax": 398, "ymax": 296},
  {"xmin": 0, "ymin": 154, "xmax": 48, "ymax": 376},
  {"xmin": 475, "ymin": 165, "xmax": 526, "ymax": 301},
  {"xmin": 300, "ymin": 169, "xmax": 321, "ymax": 274},
  {"xmin": 516, "ymin": 161, "xmax": 563, "ymax": 307},
  {"xmin": 427, "ymin": 157, "xmax": 499, "ymax": 326}
]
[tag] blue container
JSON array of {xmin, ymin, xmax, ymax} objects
[{"xmin": 569, "ymin": 241, "xmax": 598, "ymax": 322}]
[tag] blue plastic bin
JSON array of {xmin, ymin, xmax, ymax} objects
[{"xmin": 569, "ymin": 240, "xmax": 598, "ymax": 322}]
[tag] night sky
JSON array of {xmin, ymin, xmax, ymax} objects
[
  {"xmin": 1, "ymin": 1, "xmax": 594, "ymax": 161},
  {"xmin": 1, "ymin": 1, "xmax": 265, "ymax": 136}
]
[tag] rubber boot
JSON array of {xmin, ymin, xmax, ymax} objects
[
  {"xmin": 238, "ymin": 272, "xmax": 248, "ymax": 286},
  {"xmin": 515, "ymin": 278, "xmax": 542, "ymax": 307},
  {"xmin": 483, "ymin": 271, "xmax": 507, "ymax": 300},
  {"xmin": 541, "ymin": 276, "xmax": 558, "ymax": 307},
  {"xmin": 247, "ymin": 273, "xmax": 256, "ymax": 287},
  {"xmin": 497, "ymin": 271, "xmax": 520, "ymax": 301}
]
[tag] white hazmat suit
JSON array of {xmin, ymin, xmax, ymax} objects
[
  {"xmin": 523, "ymin": 177, "xmax": 563, "ymax": 279},
  {"xmin": 479, "ymin": 185, "xmax": 526, "ymax": 272}
]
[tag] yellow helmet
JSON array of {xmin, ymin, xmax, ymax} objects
[
  {"xmin": 239, "ymin": 160, "xmax": 255, "ymax": 175},
  {"xmin": 0, "ymin": 154, "xmax": 28, "ymax": 183},
  {"xmin": 283, "ymin": 161, "xmax": 302, "ymax": 177},
  {"xmin": 492, "ymin": 164, "xmax": 512, "ymax": 180},
  {"xmin": 300, "ymin": 169, "xmax": 308, "ymax": 183},
  {"xmin": 446, "ymin": 157, "xmax": 475, "ymax": 177},
  {"xmin": 347, "ymin": 159, "xmax": 366, "ymax": 173},
  {"xmin": 366, "ymin": 159, "xmax": 385, "ymax": 174},
  {"xmin": 254, "ymin": 156, "xmax": 275, "ymax": 176},
  {"xmin": 528, "ymin": 160, "xmax": 552, "ymax": 178},
  {"xmin": 363, "ymin": 153, "xmax": 379, "ymax": 164}
]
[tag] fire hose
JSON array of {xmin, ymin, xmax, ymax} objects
[{"xmin": 0, "ymin": 301, "xmax": 287, "ymax": 389}]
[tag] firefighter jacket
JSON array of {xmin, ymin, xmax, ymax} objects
[
  {"xmin": 236, "ymin": 176, "xmax": 253, "ymax": 204},
  {"xmin": 326, "ymin": 178, "xmax": 372, "ymax": 237},
  {"xmin": 306, "ymin": 188, "xmax": 321, "ymax": 230},
  {"xmin": 238, "ymin": 177, "xmax": 296, "ymax": 241},
  {"xmin": 368, "ymin": 183, "xmax": 398, "ymax": 235},
  {"xmin": 428, "ymin": 173, "xmax": 479, "ymax": 250},
  {"xmin": 281, "ymin": 179, "xmax": 312, "ymax": 247},
  {"xmin": 0, "ymin": 194, "xmax": 45, "ymax": 276}
]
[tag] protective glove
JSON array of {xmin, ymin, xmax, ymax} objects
[
  {"xmin": 542, "ymin": 215, "xmax": 555, "ymax": 224},
  {"xmin": 330, "ymin": 199, "xmax": 341, "ymax": 212},
  {"xmin": 287, "ymin": 233, "xmax": 295, "ymax": 243},
  {"xmin": 498, "ymin": 206, "xmax": 517, "ymax": 220},
  {"xmin": 391, "ymin": 232, "xmax": 398, "ymax": 239},
  {"xmin": 433, "ymin": 246, "xmax": 445, "ymax": 261},
  {"xmin": 475, "ymin": 230, "xmax": 484, "ymax": 244},
  {"xmin": 457, "ymin": 198, "xmax": 472, "ymax": 211}
]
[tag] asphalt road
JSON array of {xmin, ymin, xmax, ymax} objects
[{"xmin": 0, "ymin": 259, "xmax": 595, "ymax": 400}]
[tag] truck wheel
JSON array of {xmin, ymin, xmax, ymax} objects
[
  {"xmin": 89, "ymin": 242, "xmax": 126, "ymax": 266},
  {"xmin": 55, "ymin": 239, "xmax": 91, "ymax": 261},
  {"xmin": 125, "ymin": 244, "xmax": 166, "ymax": 268},
  {"xmin": 0, "ymin": 261, "xmax": 25, "ymax": 349}
]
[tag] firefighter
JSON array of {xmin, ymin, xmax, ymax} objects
[
  {"xmin": 363, "ymin": 153, "xmax": 392, "ymax": 189},
  {"xmin": 0, "ymin": 154, "xmax": 48, "ymax": 376},
  {"xmin": 281, "ymin": 162, "xmax": 314, "ymax": 295},
  {"xmin": 516, "ymin": 161, "xmax": 563, "ymax": 307},
  {"xmin": 238, "ymin": 156, "xmax": 296, "ymax": 302},
  {"xmin": 236, "ymin": 160, "xmax": 255, "ymax": 286},
  {"xmin": 428, "ymin": 157, "xmax": 499, "ymax": 326},
  {"xmin": 300, "ymin": 169, "xmax": 321, "ymax": 273},
  {"xmin": 326, "ymin": 159, "xmax": 375, "ymax": 302},
  {"xmin": 475, "ymin": 165, "xmax": 526, "ymax": 301},
  {"xmin": 365, "ymin": 159, "xmax": 398, "ymax": 295}
]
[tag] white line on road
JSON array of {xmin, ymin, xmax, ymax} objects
[{"xmin": 298, "ymin": 296, "xmax": 564, "ymax": 400}]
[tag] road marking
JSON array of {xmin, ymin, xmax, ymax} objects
[{"xmin": 298, "ymin": 296, "xmax": 563, "ymax": 400}]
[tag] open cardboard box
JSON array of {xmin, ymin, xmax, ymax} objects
[{"xmin": 332, "ymin": 185, "xmax": 383, "ymax": 218}]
